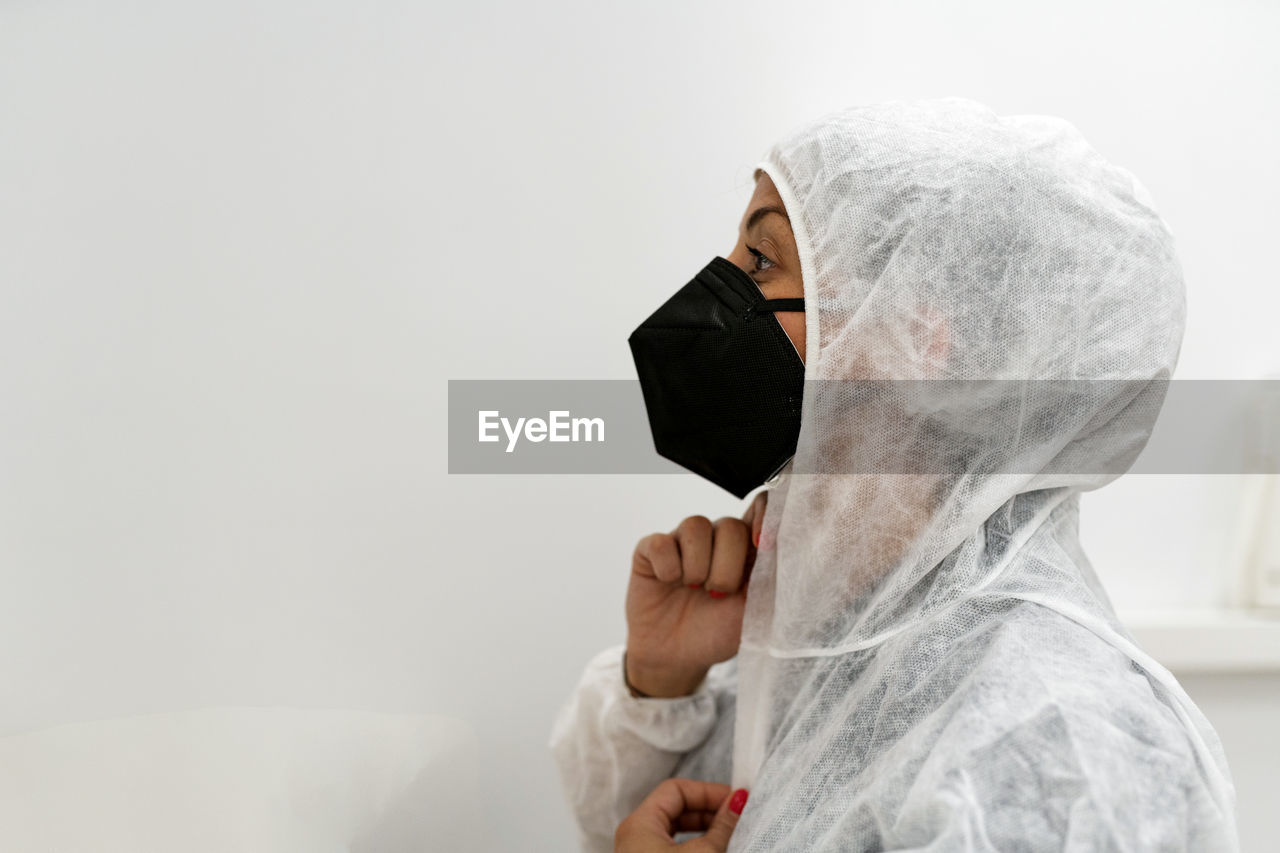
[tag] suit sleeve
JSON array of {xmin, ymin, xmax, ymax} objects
[{"xmin": 549, "ymin": 644, "xmax": 736, "ymax": 853}]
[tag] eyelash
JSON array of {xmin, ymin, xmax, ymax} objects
[{"xmin": 747, "ymin": 245, "xmax": 776, "ymax": 273}]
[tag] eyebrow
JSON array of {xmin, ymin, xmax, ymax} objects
[{"xmin": 744, "ymin": 204, "xmax": 790, "ymax": 232}]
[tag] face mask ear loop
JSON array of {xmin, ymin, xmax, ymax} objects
[{"xmin": 744, "ymin": 297, "xmax": 806, "ymax": 320}]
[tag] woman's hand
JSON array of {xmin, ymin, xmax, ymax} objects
[
  {"xmin": 625, "ymin": 491, "xmax": 767, "ymax": 697},
  {"xmin": 615, "ymin": 779, "xmax": 748, "ymax": 852}
]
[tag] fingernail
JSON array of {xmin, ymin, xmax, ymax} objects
[
  {"xmin": 687, "ymin": 583, "xmax": 702, "ymax": 589},
  {"xmin": 708, "ymin": 590, "xmax": 727, "ymax": 599},
  {"xmin": 752, "ymin": 529, "xmax": 760, "ymax": 548},
  {"xmin": 729, "ymin": 788, "xmax": 749, "ymax": 815}
]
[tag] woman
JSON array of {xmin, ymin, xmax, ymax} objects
[{"xmin": 550, "ymin": 98, "xmax": 1237, "ymax": 852}]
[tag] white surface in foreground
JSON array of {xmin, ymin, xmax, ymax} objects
[{"xmin": 0, "ymin": 707, "xmax": 480, "ymax": 853}]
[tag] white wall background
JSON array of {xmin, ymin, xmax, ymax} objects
[{"xmin": 1, "ymin": 1, "xmax": 1277, "ymax": 850}]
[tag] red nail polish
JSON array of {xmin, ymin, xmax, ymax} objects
[
  {"xmin": 729, "ymin": 788, "xmax": 749, "ymax": 815},
  {"xmin": 688, "ymin": 583, "xmax": 702, "ymax": 589},
  {"xmin": 753, "ymin": 529, "xmax": 760, "ymax": 548},
  {"xmin": 708, "ymin": 590, "xmax": 727, "ymax": 599}
]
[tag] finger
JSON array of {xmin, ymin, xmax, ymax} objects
[
  {"xmin": 743, "ymin": 491, "xmax": 767, "ymax": 549},
  {"xmin": 697, "ymin": 788, "xmax": 749, "ymax": 852},
  {"xmin": 615, "ymin": 779, "xmax": 731, "ymax": 845},
  {"xmin": 673, "ymin": 810, "xmax": 719, "ymax": 833},
  {"xmin": 742, "ymin": 491, "xmax": 767, "ymax": 589},
  {"xmin": 673, "ymin": 515, "xmax": 713, "ymax": 587},
  {"xmin": 634, "ymin": 532, "xmax": 683, "ymax": 584},
  {"xmin": 706, "ymin": 518, "xmax": 749, "ymax": 596},
  {"xmin": 639, "ymin": 778, "xmax": 732, "ymax": 828}
]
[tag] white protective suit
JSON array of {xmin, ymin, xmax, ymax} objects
[{"xmin": 550, "ymin": 98, "xmax": 1237, "ymax": 852}]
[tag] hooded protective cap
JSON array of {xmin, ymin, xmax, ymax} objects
[{"xmin": 668, "ymin": 99, "xmax": 1237, "ymax": 851}]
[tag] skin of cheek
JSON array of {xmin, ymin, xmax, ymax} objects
[{"xmin": 730, "ymin": 175, "xmax": 805, "ymax": 362}]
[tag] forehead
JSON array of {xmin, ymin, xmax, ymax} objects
[
  {"xmin": 749, "ymin": 172, "xmax": 783, "ymax": 209},
  {"xmin": 740, "ymin": 172, "xmax": 789, "ymax": 231}
]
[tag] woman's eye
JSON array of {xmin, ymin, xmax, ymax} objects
[{"xmin": 747, "ymin": 246, "xmax": 776, "ymax": 273}]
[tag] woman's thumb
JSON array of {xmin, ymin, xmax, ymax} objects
[{"xmin": 698, "ymin": 788, "xmax": 748, "ymax": 851}]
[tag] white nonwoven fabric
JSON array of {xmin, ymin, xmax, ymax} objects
[
  {"xmin": 551, "ymin": 97, "xmax": 1237, "ymax": 852},
  {"xmin": 728, "ymin": 98, "xmax": 1237, "ymax": 850}
]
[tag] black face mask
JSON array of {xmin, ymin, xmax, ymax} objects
[{"xmin": 628, "ymin": 256, "xmax": 805, "ymax": 499}]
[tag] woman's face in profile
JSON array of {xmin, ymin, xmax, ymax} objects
[
  {"xmin": 735, "ymin": 174, "xmax": 948, "ymax": 587},
  {"xmin": 727, "ymin": 171, "xmax": 806, "ymax": 363}
]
